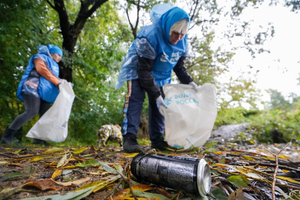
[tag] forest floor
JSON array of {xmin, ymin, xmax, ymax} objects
[{"xmin": 1, "ymin": 131, "xmax": 300, "ymax": 200}]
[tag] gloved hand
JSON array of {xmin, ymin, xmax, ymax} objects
[
  {"xmin": 156, "ymin": 95, "xmax": 167, "ymax": 110},
  {"xmin": 189, "ymin": 81, "xmax": 198, "ymax": 91},
  {"xmin": 58, "ymin": 79, "xmax": 68, "ymax": 90},
  {"xmin": 59, "ymin": 79, "xmax": 68, "ymax": 85}
]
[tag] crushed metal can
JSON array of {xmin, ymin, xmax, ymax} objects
[{"xmin": 131, "ymin": 153, "xmax": 211, "ymax": 197}]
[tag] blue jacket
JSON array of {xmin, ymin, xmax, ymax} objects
[
  {"xmin": 115, "ymin": 5, "xmax": 193, "ymax": 98},
  {"xmin": 16, "ymin": 45, "xmax": 60, "ymax": 103}
]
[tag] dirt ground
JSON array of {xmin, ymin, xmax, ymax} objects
[
  {"xmin": 0, "ymin": 144, "xmax": 202, "ymax": 200},
  {"xmin": 2, "ymin": 138, "xmax": 300, "ymax": 200}
]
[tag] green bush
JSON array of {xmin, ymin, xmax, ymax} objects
[{"xmin": 216, "ymin": 106, "xmax": 300, "ymax": 144}]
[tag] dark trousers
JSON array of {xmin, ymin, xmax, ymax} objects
[
  {"xmin": 9, "ymin": 93, "xmax": 51, "ymax": 130},
  {"xmin": 122, "ymin": 79, "xmax": 165, "ymax": 144}
]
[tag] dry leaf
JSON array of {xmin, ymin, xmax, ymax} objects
[
  {"xmin": 24, "ymin": 179, "xmax": 74, "ymax": 191},
  {"xmin": 51, "ymin": 169, "xmax": 63, "ymax": 179},
  {"xmin": 54, "ymin": 177, "xmax": 91, "ymax": 186},
  {"xmin": 228, "ymin": 187, "xmax": 246, "ymax": 200}
]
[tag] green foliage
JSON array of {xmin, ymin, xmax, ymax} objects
[
  {"xmin": 215, "ymin": 107, "xmax": 260, "ymax": 126},
  {"xmin": 265, "ymin": 89, "xmax": 297, "ymax": 110},
  {"xmin": 249, "ymin": 90, "xmax": 300, "ymax": 143},
  {"xmin": 250, "ymin": 108, "xmax": 300, "ymax": 144},
  {"xmin": 218, "ymin": 77, "xmax": 262, "ymax": 110},
  {"xmin": 186, "ymin": 32, "xmax": 233, "ymax": 86},
  {"xmin": 216, "ymin": 95, "xmax": 300, "ymax": 144}
]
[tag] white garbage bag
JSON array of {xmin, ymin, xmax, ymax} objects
[
  {"xmin": 160, "ymin": 83, "xmax": 217, "ymax": 149},
  {"xmin": 26, "ymin": 82, "xmax": 75, "ymax": 142}
]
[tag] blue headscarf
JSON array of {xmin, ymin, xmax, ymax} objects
[
  {"xmin": 47, "ymin": 44, "xmax": 63, "ymax": 57},
  {"xmin": 160, "ymin": 7, "xmax": 190, "ymax": 42}
]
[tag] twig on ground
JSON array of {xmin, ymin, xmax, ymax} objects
[
  {"xmin": 101, "ymin": 179, "xmax": 122, "ymax": 200},
  {"xmin": 176, "ymin": 190, "xmax": 182, "ymax": 200},
  {"xmin": 0, "ymin": 153, "xmax": 15, "ymax": 158},
  {"xmin": 115, "ymin": 169, "xmax": 138, "ymax": 200},
  {"xmin": 266, "ymin": 140, "xmax": 293, "ymax": 200}
]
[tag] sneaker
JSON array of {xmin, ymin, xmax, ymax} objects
[
  {"xmin": 123, "ymin": 133, "xmax": 143, "ymax": 153},
  {"xmin": 151, "ymin": 140, "xmax": 177, "ymax": 151}
]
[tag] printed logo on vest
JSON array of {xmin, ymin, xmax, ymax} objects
[
  {"xmin": 160, "ymin": 53, "xmax": 168, "ymax": 62},
  {"xmin": 170, "ymin": 52, "xmax": 182, "ymax": 62},
  {"xmin": 160, "ymin": 51, "xmax": 182, "ymax": 63}
]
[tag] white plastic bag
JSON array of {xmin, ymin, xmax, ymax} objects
[
  {"xmin": 26, "ymin": 82, "xmax": 75, "ymax": 142},
  {"xmin": 160, "ymin": 83, "xmax": 217, "ymax": 149}
]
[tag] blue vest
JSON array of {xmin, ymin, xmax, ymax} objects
[{"xmin": 16, "ymin": 47, "xmax": 59, "ymax": 103}]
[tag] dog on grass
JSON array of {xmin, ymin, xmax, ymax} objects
[{"xmin": 97, "ymin": 124, "xmax": 123, "ymax": 147}]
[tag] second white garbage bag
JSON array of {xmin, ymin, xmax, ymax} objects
[
  {"xmin": 26, "ymin": 82, "xmax": 75, "ymax": 142},
  {"xmin": 160, "ymin": 83, "xmax": 217, "ymax": 149}
]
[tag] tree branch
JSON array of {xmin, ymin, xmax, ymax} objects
[
  {"xmin": 125, "ymin": 0, "xmax": 140, "ymax": 39},
  {"xmin": 189, "ymin": 0, "xmax": 199, "ymax": 22},
  {"xmin": 126, "ymin": 8, "xmax": 135, "ymax": 37},
  {"xmin": 134, "ymin": 0, "xmax": 140, "ymax": 37},
  {"xmin": 86, "ymin": 0, "xmax": 107, "ymax": 17},
  {"xmin": 46, "ymin": 0, "xmax": 55, "ymax": 9}
]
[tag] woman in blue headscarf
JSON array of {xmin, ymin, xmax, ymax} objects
[
  {"xmin": 1, "ymin": 44, "xmax": 67, "ymax": 145},
  {"xmin": 115, "ymin": 4, "xmax": 198, "ymax": 153}
]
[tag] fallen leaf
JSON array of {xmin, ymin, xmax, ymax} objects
[
  {"xmin": 24, "ymin": 179, "xmax": 74, "ymax": 191},
  {"xmin": 54, "ymin": 177, "xmax": 91, "ymax": 186},
  {"xmin": 124, "ymin": 153, "xmax": 139, "ymax": 158},
  {"xmin": 57, "ymin": 153, "xmax": 70, "ymax": 168},
  {"xmin": 0, "ymin": 183, "xmax": 26, "ymax": 200},
  {"xmin": 30, "ymin": 156, "xmax": 45, "ymax": 162},
  {"xmin": 93, "ymin": 175, "xmax": 121, "ymax": 193},
  {"xmin": 228, "ymin": 175, "xmax": 249, "ymax": 188},
  {"xmin": 278, "ymin": 155, "xmax": 290, "ymax": 159},
  {"xmin": 51, "ymin": 169, "xmax": 63, "ymax": 179},
  {"xmin": 42, "ymin": 147, "xmax": 64, "ymax": 154},
  {"xmin": 98, "ymin": 161, "xmax": 118, "ymax": 174},
  {"xmin": 72, "ymin": 147, "xmax": 89, "ymax": 154},
  {"xmin": 76, "ymin": 159, "xmax": 100, "ymax": 167},
  {"xmin": 228, "ymin": 187, "xmax": 245, "ymax": 200},
  {"xmin": 21, "ymin": 185, "xmax": 96, "ymax": 200},
  {"xmin": 121, "ymin": 184, "xmax": 153, "ymax": 193},
  {"xmin": 132, "ymin": 190, "xmax": 168, "ymax": 200}
]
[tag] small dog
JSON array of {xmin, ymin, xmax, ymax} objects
[{"xmin": 97, "ymin": 124, "xmax": 123, "ymax": 147}]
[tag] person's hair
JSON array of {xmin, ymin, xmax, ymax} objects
[{"xmin": 169, "ymin": 19, "xmax": 189, "ymax": 36}]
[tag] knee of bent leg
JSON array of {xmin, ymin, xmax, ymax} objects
[{"xmin": 24, "ymin": 109, "xmax": 39, "ymax": 119}]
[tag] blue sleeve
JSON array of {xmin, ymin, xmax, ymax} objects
[{"xmin": 134, "ymin": 38, "xmax": 156, "ymax": 60}]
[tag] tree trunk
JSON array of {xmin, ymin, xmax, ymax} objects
[{"xmin": 47, "ymin": 0, "xmax": 108, "ymax": 82}]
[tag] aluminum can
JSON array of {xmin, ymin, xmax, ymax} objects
[{"xmin": 131, "ymin": 153, "xmax": 211, "ymax": 197}]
